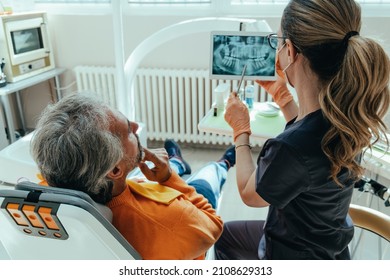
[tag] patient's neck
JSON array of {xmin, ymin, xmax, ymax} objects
[{"xmin": 112, "ymin": 180, "xmax": 127, "ymax": 197}]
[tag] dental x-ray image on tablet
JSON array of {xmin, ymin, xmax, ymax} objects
[{"xmin": 210, "ymin": 31, "xmax": 276, "ymax": 81}]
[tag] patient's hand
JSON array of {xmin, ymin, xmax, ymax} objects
[
  {"xmin": 138, "ymin": 148, "xmax": 172, "ymax": 183},
  {"xmin": 128, "ymin": 176, "xmax": 146, "ymax": 183}
]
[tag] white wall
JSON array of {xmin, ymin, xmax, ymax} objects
[{"xmin": 15, "ymin": 13, "xmax": 390, "ymax": 129}]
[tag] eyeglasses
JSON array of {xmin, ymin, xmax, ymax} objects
[{"xmin": 267, "ymin": 33, "xmax": 286, "ymax": 50}]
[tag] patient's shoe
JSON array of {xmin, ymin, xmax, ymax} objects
[
  {"xmin": 218, "ymin": 145, "xmax": 236, "ymax": 170},
  {"xmin": 164, "ymin": 139, "xmax": 191, "ymax": 175}
]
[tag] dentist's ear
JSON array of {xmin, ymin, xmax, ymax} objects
[{"xmin": 285, "ymin": 39, "xmax": 297, "ymax": 63}]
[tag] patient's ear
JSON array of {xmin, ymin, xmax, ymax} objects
[{"xmin": 107, "ymin": 165, "xmax": 125, "ymax": 180}]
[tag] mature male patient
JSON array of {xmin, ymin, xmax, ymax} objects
[{"xmin": 31, "ymin": 93, "xmax": 234, "ymax": 260}]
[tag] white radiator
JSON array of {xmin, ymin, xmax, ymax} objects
[
  {"xmin": 74, "ymin": 65, "xmax": 269, "ymax": 146},
  {"xmin": 74, "ymin": 65, "xmax": 117, "ymax": 109}
]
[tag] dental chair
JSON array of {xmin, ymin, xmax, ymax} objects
[
  {"xmin": 349, "ymin": 203, "xmax": 390, "ymax": 259},
  {"xmin": 0, "ymin": 181, "xmax": 141, "ymax": 260},
  {"xmin": 349, "ymin": 204, "xmax": 390, "ymax": 242}
]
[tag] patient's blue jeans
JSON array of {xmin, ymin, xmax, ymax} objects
[
  {"xmin": 128, "ymin": 159, "xmax": 228, "ymax": 209},
  {"xmin": 175, "ymin": 159, "xmax": 228, "ymax": 210}
]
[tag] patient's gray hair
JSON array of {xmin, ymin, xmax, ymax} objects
[{"xmin": 31, "ymin": 93, "xmax": 123, "ymax": 204}]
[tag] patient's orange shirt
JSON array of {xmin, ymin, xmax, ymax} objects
[{"xmin": 106, "ymin": 172, "xmax": 223, "ymax": 260}]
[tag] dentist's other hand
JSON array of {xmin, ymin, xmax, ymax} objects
[{"xmin": 256, "ymin": 77, "xmax": 293, "ymax": 108}]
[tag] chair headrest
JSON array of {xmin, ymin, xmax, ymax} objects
[{"xmin": 15, "ymin": 181, "xmax": 113, "ymax": 223}]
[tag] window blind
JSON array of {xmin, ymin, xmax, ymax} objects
[
  {"xmin": 35, "ymin": 0, "xmax": 210, "ymax": 3},
  {"xmin": 231, "ymin": 0, "xmax": 390, "ymax": 3},
  {"xmin": 35, "ymin": 0, "xmax": 390, "ymax": 4},
  {"xmin": 35, "ymin": 0, "xmax": 110, "ymax": 3},
  {"xmin": 128, "ymin": 0, "xmax": 210, "ymax": 3}
]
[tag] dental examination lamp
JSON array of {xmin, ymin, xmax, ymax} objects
[{"xmin": 123, "ymin": 17, "xmax": 272, "ymax": 121}]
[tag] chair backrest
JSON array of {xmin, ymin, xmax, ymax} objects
[
  {"xmin": 349, "ymin": 204, "xmax": 390, "ymax": 242},
  {"xmin": 0, "ymin": 181, "xmax": 142, "ymax": 260}
]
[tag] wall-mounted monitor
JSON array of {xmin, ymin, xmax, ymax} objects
[
  {"xmin": 0, "ymin": 12, "xmax": 55, "ymax": 83},
  {"xmin": 210, "ymin": 31, "xmax": 276, "ymax": 81}
]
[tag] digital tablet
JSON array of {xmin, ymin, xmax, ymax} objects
[{"xmin": 210, "ymin": 31, "xmax": 276, "ymax": 81}]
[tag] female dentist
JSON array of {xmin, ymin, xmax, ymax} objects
[{"xmin": 215, "ymin": 0, "xmax": 390, "ymax": 260}]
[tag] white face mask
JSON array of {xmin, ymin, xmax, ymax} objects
[
  {"xmin": 276, "ymin": 42, "xmax": 297, "ymax": 88},
  {"xmin": 282, "ymin": 59, "xmax": 295, "ymax": 88}
]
